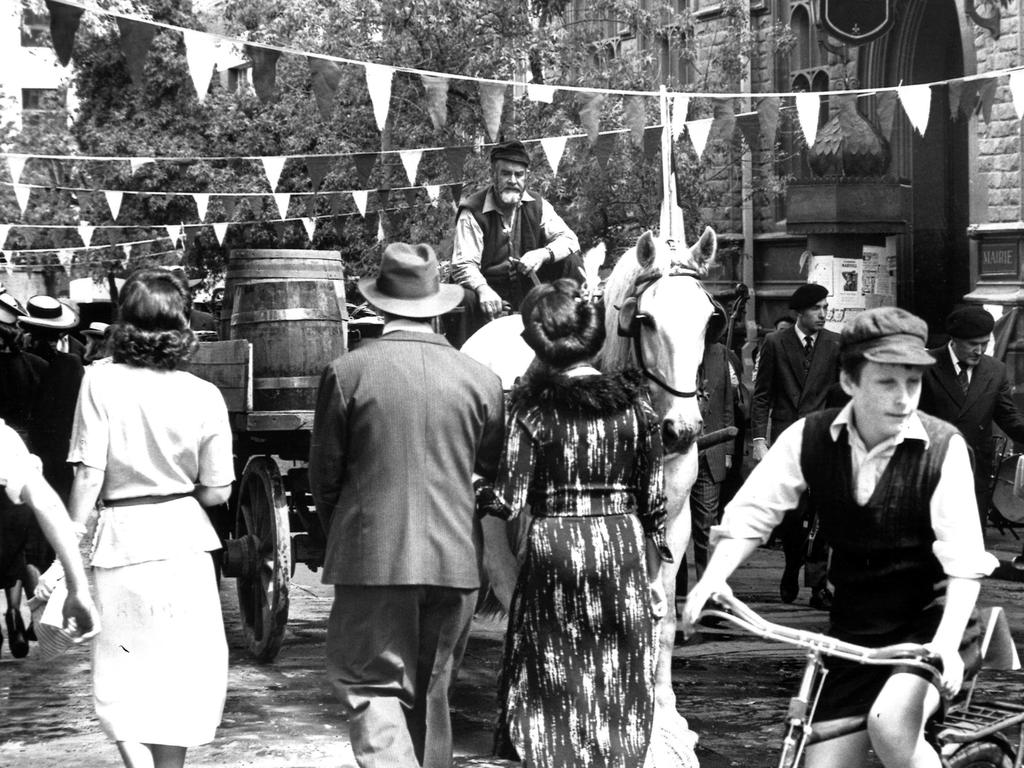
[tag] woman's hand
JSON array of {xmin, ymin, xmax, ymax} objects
[
  {"xmin": 34, "ymin": 561, "xmax": 65, "ymax": 601},
  {"xmin": 650, "ymin": 578, "xmax": 667, "ymax": 619},
  {"xmin": 63, "ymin": 588, "xmax": 101, "ymax": 642},
  {"xmin": 923, "ymin": 642, "xmax": 964, "ymax": 700},
  {"xmin": 680, "ymin": 579, "xmax": 732, "ymax": 639}
]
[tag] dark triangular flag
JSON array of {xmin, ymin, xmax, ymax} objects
[
  {"xmin": 333, "ymin": 216, "xmax": 346, "ymax": 243},
  {"xmin": 956, "ymin": 80, "xmax": 980, "ymax": 120},
  {"xmin": 404, "ymin": 187, "xmax": 420, "ymax": 208},
  {"xmin": 712, "ymin": 98, "xmax": 736, "ymax": 146},
  {"xmin": 875, "ymin": 91, "xmax": 899, "ymax": 142},
  {"xmin": 643, "ymin": 126, "xmax": 662, "ymax": 160},
  {"xmin": 272, "ymin": 220, "xmax": 289, "ymax": 241},
  {"xmin": 330, "ymin": 193, "xmax": 344, "ymax": 217},
  {"xmin": 757, "ymin": 97, "xmax": 780, "ymax": 148},
  {"xmin": 305, "ymin": 194, "xmax": 318, "ymax": 218},
  {"xmin": 221, "ymin": 195, "xmax": 238, "ymax": 221},
  {"xmin": 248, "ymin": 195, "xmax": 267, "ymax": 217},
  {"xmin": 46, "ymin": 0, "xmax": 83, "ymax": 67},
  {"xmin": 377, "ymin": 188, "xmax": 391, "ymax": 211},
  {"xmin": 592, "ymin": 133, "xmax": 616, "ymax": 170},
  {"xmin": 305, "ymin": 156, "xmax": 333, "ymax": 194},
  {"xmin": 353, "ymin": 153, "xmax": 377, "ymax": 187},
  {"xmin": 116, "ymin": 17, "xmax": 157, "ymax": 89},
  {"xmin": 736, "ymin": 112, "xmax": 760, "ymax": 151},
  {"xmin": 308, "ymin": 56, "xmax": 343, "ymax": 120},
  {"xmin": 246, "ymin": 45, "xmax": 281, "ymax": 103},
  {"xmin": 445, "ymin": 146, "xmax": 469, "ymax": 181},
  {"xmin": 976, "ymin": 77, "xmax": 997, "ymax": 124},
  {"xmin": 75, "ymin": 189, "xmax": 93, "ymax": 218},
  {"xmin": 450, "ymin": 183, "xmax": 464, "ymax": 205},
  {"xmin": 948, "ymin": 80, "xmax": 964, "ymax": 120}
]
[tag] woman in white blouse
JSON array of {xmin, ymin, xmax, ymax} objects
[{"xmin": 68, "ymin": 268, "xmax": 234, "ymax": 768}]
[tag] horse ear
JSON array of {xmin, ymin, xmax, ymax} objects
[
  {"xmin": 689, "ymin": 225, "xmax": 718, "ymax": 267},
  {"xmin": 636, "ymin": 230, "xmax": 657, "ymax": 268}
]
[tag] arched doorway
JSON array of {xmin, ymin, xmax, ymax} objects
[{"xmin": 860, "ymin": 0, "xmax": 974, "ymax": 333}]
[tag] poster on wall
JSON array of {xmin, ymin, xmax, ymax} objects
[
  {"xmin": 862, "ymin": 244, "xmax": 895, "ymax": 307},
  {"xmin": 807, "ymin": 254, "xmax": 835, "ymax": 295}
]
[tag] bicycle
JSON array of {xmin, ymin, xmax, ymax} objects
[{"xmin": 697, "ymin": 592, "xmax": 1024, "ymax": 767}]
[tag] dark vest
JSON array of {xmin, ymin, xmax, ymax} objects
[
  {"xmin": 458, "ymin": 188, "xmax": 562, "ymax": 309},
  {"xmin": 800, "ymin": 409, "xmax": 955, "ymax": 636}
]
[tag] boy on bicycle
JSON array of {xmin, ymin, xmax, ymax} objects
[{"xmin": 682, "ymin": 306, "xmax": 998, "ymax": 768}]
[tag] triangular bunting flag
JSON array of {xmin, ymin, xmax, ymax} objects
[
  {"xmin": 306, "ymin": 156, "xmax": 333, "ymax": 194},
  {"xmin": 736, "ymin": 112, "xmax": 760, "ymax": 151},
  {"xmin": 898, "ymin": 83, "xmax": 932, "ymax": 136},
  {"xmin": 671, "ymin": 94, "xmax": 690, "ymax": 142},
  {"xmin": 272, "ymin": 220, "xmax": 289, "ymax": 241},
  {"xmin": 333, "ymin": 216, "xmax": 346, "ymax": 243},
  {"xmin": 625, "ymin": 96, "xmax": 647, "ymax": 145},
  {"xmin": 376, "ymin": 214, "xmax": 385, "ymax": 243},
  {"xmin": 479, "ymin": 82, "xmax": 506, "ymax": 142},
  {"xmin": 301, "ymin": 217, "xmax": 316, "ymax": 242},
  {"xmin": 875, "ymin": 91, "xmax": 899, "ymax": 142},
  {"xmin": 7, "ymin": 155, "xmax": 26, "ymax": 184},
  {"xmin": 273, "ymin": 193, "xmax": 291, "ymax": 219},
  {"xmin": 329, "ymin": 193, "xmax": 344, "ymax": 217},
  {"xmin": 115, "ymin": 17, "xmax": 157, "ymax": 89},
  {"xmin": 166, "ymin": 224, "xmax": 183, "ymax": 247},
  {"xmin": 305, "ymin": 194, "xmax": 318, "ymax": 218},
  {"xmin": 352, "ymin": 190, "xmax": 369, "ymax": 218},
  {"xmin": 948, "ymin": 80, "xmax": 964, "ymax": 120},
  {"xmin": 193, "ymin": 193, "xmax": 210, "ymax": 222},
  {"xmin": 105, "ymin": 190, "xmax": 123, "ymax": 220},
  {"xmin": 45, "ymin": 0, "xmax": 83, "ymax": 66},
  {"xmin": 221, "ymin": 195, "xmax": 238, "ymax": 221},
  {"xmin": 377, "ymin": 188, "xmax": 391, "ymax": 211},
  {"xmin": 183, "ymin": 30, "xmax": 219, "ymax": 104},
  {"xmin": 0, "ymin": 225, "xmax": 10, "ymax": 248},
  {"xmin": 444, "ymin": 147, "xmax": 469, "ymax": 181},
  {"xmin": 450, "ymin": 183, "xmax": 463, "ymax": 205},
  {"xmin": 977, "ymin": 77, "xmax": 997, "ymax": 124},
  {"xmin": 78, "ymin": 222, "xmax": 95, "ymax": 248},
  {"xmin": 130, "ymin": 157, "xmax": 154, "ymax": 174},
  {"xmin": 757, "ymin": 97, "xmax": 780, "ymax": 147},
  {"xmin": 76, "ymin": 190, "xmax": 93, "ymax": 218},
  {"xmin": 404, "ymin": 187, "xmax": 419, "ymax": 208},
  {"xmin": 400, "ymin": 150, "xmax": 422, "ymax": 187},
  {"xmin": 421, "ymin": 74, "xmax": 450, "ymax": 130},
  {"xmin": 364, "ymin": 63, "xmax": 394, "ymax": 132},
  {"xmin": 712, "ymin": 98, "xmax": 736, "ymax": 145},
  {"xmin": 527, "ymin": 83, "xmax": 555, "ymax": 104},
  {"xmin": 1008, "ymin": 72, "xmax": 1024, "ymax": 120},
  {"xmin": 540, "ymin": 136, "xmax": 567, "ymax": 176},
  {"xmin": 262, "ymin": 156, "xmax": 287, "ymax": 191},
  {"xmin": 308, "ymin": 56, "xmax": 343, "ymax": 120},
  {"xmin": 56, "ymin": 249, "xmax": 74, "ymax": 268},
  {"xmin": 685, "ymin": 118, "xmax": 713, "ymax": 158},
  {"xmin": 353, "ymin": 153, "xmax": 377, "ymax": 187},
  {"xmin": 592, "ymin": 133, "xmax": 616, "ymax": 170},
  {"xmin": 246, "ymin": 45, "xmax": 281, "ymax": 103},
  {"xmin": 643, "ymin": 126, "xmax": 662, "ymax": 160},
  {"xmin": 425, "ymin": 184, "xmax": 441, "ymax": 206},
  {"xmin": 212, "ymin": 222, "xmax": 229, "ymax": 246},
  {"xmin": 578, "ymin": 92, "xmax": 605, "ymax": 146},
  {"xmin": 13, "ymin": 184, "xmax": 30, "ymax": 216},
  {"xmin": 121, "ymin": 243, "xmax": 132, "ymax": 262},
  {"xmin": 795, "ymin": 92, "xmax": 821, "ymax": 147}
]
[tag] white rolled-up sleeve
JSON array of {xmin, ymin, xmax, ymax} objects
[{"xmin": 451, "ymin": 210, "xmax": 487, "ymax": 290}]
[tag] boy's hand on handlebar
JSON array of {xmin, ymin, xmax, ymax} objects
[
  {"xmin": 924, "ymin": 642, "xmax": 963, "ymax": 699},
  {"xmin": 680, "ymin": 580, "xmax": 732, "ymax": 639}
]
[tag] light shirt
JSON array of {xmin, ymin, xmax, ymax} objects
[
  {"xmin": 0, "ymin": 419, "xmax": 42, "ymax": 504},
  {"xmin": 795, "ymin": 325, "xmax": 816, "ymax": 349},
  {"xmin": 382, "ymin": 318, "xmax": 435, "ymax": 335},
  {"xmin": 451, "ymin": 188, "xmax": 580, "ymax": 291},
  {"xmin": 713, "ymin": 402, "xmax": 998, "ymax": 579},
  {"xmin": 948, "ymin": 342, "xmax": 973, "ymax": 384}
]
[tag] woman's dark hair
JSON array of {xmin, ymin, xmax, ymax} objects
[
  {"xmin": 520, "ymin": 278, "xmax": 605, "ymax": 367},
  {"xmin": 111, "ymin": 268, "xmax": 197, "ymax": 370}
]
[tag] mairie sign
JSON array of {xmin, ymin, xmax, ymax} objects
[{"xmin": 820, "ymin": 0, "xmax": 895, "ymax": 45}]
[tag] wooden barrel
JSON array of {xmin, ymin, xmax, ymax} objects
[
  {"xmin": 230, "ymin": 279, "xmax": 347, "ymax": 411},
  {"xmin": 221, "ymin": 249, "xmax": 346, "ymax": 340}
]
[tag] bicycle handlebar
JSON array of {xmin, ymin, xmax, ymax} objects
[{"xmin": 698, "ymin": 592, "xmax": 944, "ymax": 687}]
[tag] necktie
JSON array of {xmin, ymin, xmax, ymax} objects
[
  {"xmin": 804, "ymin": 335, "xmax": 814, "ymax": 358},
  {"xmin": 957, "ymin": 363, "xmax": 969, "ymax": 394}
]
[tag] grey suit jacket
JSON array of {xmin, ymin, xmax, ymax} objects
[
  {"xmin": 309, "ymin": 331, "xmax": 505, "ymax": 588},
  {"xmin": 751, "ymin": 326, "xmax": 841, "ymax": 442},
  {"xmin": 700, "ymin": 343, "xmax": 734, "ymax": 483}
]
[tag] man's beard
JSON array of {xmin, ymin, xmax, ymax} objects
[{"xmin": 497, "ymin": 188, "xmax": 522, "ymax": 206}]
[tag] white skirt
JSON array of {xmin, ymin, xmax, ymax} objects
[{"xmin": 92, "ymin": 551, "xmax": 227, "ymax": 746}]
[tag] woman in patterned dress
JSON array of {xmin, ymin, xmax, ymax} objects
[{"xmin": 480, "ymin": 278, "xmax": 670, "ymax": 768}]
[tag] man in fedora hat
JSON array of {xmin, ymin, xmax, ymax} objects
[
  {"xmin": 751, "ymin": 282, "xmax": 840, "ymax": 609},
  {"xmin": 310, "ymin": 242, "xmax": 505, "ymax": 768},
  {"xmin": 450, "ymin": 139, "xmax": 580, "ymax": 342}
]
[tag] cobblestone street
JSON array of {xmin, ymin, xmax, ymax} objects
[{"xmin": 2, "ymin": 529, "xmax": 1024, "ymax": 768}]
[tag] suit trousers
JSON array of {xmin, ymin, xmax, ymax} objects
[
  {"xmin": 326, "ymin": 584, "xmax": 478, "ymax": 768},
  {"xmin": 677, "ymin": 454, "xmax": 720, "ymax": 596},
  {"xmin": 776, "ymin": 495, "xmax": 828, "ymax": 592}
]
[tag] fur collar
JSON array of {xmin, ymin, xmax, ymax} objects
[{"xmin": 511, "ymin": 368, "xmax": 644, "ymax": 415}]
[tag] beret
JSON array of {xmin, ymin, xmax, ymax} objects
[
  {"xmin": 946, "ymin": 305, "xmax": 994, "ymax": 339},
  {"xmin": 490, "ymin": 140, "xmax": 531, "ymax": 168},
  {"xmin": 840, "ymin": 306, "xmax": 934, "ymax": 366},
  {"xmin": 789, "ymin": 282, "xmax": 829, "ymax": 311}
]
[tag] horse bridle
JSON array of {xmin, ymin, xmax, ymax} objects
[{"xmin": 617, "ymin": 264, "xmax": 724, "ymax": 399}]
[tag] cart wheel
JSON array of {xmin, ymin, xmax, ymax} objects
[{"xmin": 235, "ymin": 455, "xmax": 291, "ymax": 662}]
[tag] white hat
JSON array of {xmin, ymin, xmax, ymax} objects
[
  {"xmin": 0, "ymin": 291, "xmax": 27, "ymax": 325},
  {"xmin": 18, "ymin": 295, "xmax": 79, "ymax": 330},
  {"xmin": 82, "ymin": 321, "xmax": 110, "ymax": 337}
]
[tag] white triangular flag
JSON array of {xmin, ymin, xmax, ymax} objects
[
  {"xmin": 121, "ymin": 243, "xmax": 132, "ymax": 260},
  {"xmin": 183, "ymin": 30, "xmax": 218, "ymax": 104},
  {"xmin": 898, "ymin": 83, "xmax": 932, "ymax": 137},
  {"xmin": 104, "ymin": 190, "xmax": 123, "ymax": 220},
  {"xmin": 56, "ymin": 249, "xmax": 74, "ymax": 268},
  {"xmin": 796, "ymin": 92, "xmax": 820, "ymax": 147},
  {"xmin": 193, "ymin": 193, "xmax": 210, "ymax": 222},
  {"xmin": 540, "ymin": 136, "xmax": 567, "ymax": 176},
  {"xmin": 212, "ymin": 222, "xmax": 229, "ymax": 246},
  {"xmin": 1010, "ymin": 72, "xmax": 1024, "ymax": 120},
  {"xmin": 352, "ymin": 190, "xmax": 369, "ymax": 218},
  {"xmin": 399, "ymin": 150, "xmax": 422, "ymax": 187},
  {"xmin": 376, "ymin": 214, "xmax": 385, "ymax": 242},
  {"xmin": 78, "ymin": 222, "xmax": 95, "ymax": 248},
  {"xmin": 0, "ymin": 224, "xmax": 9, "ymax": 248},
  {"xmin": 262, "ymin": 156, "xmax": 286, "ymax": 191},
  {"xmin": 671, "ymin": 95, "xmax": 690, "ymax": 142},
  {"xmin": 130, "ymin": 157, "xmax": 154, "ymax": 174},
  {"xmin": 425, "ymin": 184, "xmax": 441, "ymax": 206},
  {"xmin": 166, "ymin": 223, "xmax": 183, "ymax": 247},
  {"xmin": 301, "ymin": 217, "xmax": 316, "ymax": 242},
  {"xmin": 13, "ymin": 184, "xmax": 30, "ymax": 216},
  {"xmin": 273, "ymin": 193, "xmax": 290, "ymax": 219},
  {"xmin": 7, "ymin": 155, "xmax": 27, "ymax": 184},
  {"xmin": 364, "ymin": 63, "xmax": 394, "ymax": 132},
  {"xmin": 527, "ymin": 83, "xmax": 555, "ymax": 103},
  {"xmin": 685, "ymin": 118, "xmax": 713, "ymax": 158}
]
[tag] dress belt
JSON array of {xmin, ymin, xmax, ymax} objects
[{"xmin": 103, "ymin": 492, "xmax": 194, "ymax": 507}]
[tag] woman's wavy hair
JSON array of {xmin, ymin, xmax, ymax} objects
[
  {"xmin": 111, "ymin": 268, "xmax": 197, "ymax": 370},
  {"xmin": 520, "ymin": 278, "xmax": 605, "ymax": 368}
]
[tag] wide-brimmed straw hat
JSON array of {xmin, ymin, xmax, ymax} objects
[
  {"xmin": 0, "ymin": 291, "xmax": 27, "ymax": 325},
  {"xmin": 18, "ymin": 295, "xmax": 79, "ymax": 330},
  {"xmin": 81, "ymin": 321, "xmax": 110, "ymax": 338},
  {"xmin": 358, "ymin": 243, "xmax": 463, "ymax": 318}
]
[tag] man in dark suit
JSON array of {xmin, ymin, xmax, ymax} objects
[
  {"xmin": 751, "ymin": 283, "xmax": 840, "ymax": 608},
  {"xmin": 310, "ymin": 242, "xmax": 505, "ymax": 768},
  {"xmin": 919, "ymin": 305, "xmax": 1024, "ymax": 527}
]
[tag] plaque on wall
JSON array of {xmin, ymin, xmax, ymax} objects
[
  {"xmin": 978, "ymin": 240, "xmax": 1019, "ymax": 278},
  {"xmin": 820, "ymin": 0, "xmax": 895, "ymax": 46}
]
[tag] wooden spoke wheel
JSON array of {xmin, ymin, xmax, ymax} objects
[{"xmin": 235, "ymin": 455, "xmax": 291, "ymax": 662}]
